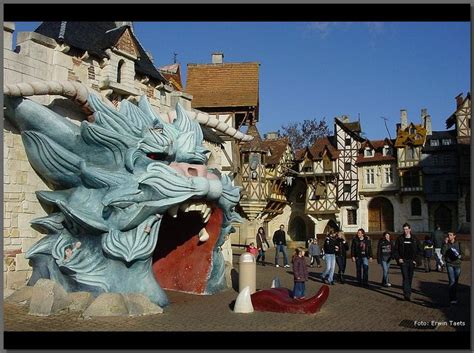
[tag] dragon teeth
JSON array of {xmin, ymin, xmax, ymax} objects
[{"xmin": 198, "ymin": 227, "xmax": 210, "ymax": 242}]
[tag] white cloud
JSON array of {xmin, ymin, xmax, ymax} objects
[{"xmin": 307, "ymin": 22, "xmax": 386, "ymax": 38}]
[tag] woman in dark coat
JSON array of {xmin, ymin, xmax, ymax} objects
[{"xmin": 256, "ymin": 227, "xmax": 270, "ymax": 266}]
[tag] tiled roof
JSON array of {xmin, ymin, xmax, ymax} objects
[
  {"xmin": 295, "ymin": 148, "xmax": 307, "ymax": 161},
  {"xmin": 357, "ymin": 138, "xmax": 396, "ymax": 164},
  {"xmin": 34, "ymin": 22, "xmax": 167, "ymax": 83},
  {"xmin": 308, "ymin": 136, "xmax": 339, "ymax": 160},
  {"xmin": 261, "ymin": 138, "xmax": 290, "ymax": 165},
  {"xmin": 186, "ymin": 62, "xmax": 259, "ymax": 108},
  {"xmin": 394, "ymin": 123, "xmax": 427, "ymax": 147}
]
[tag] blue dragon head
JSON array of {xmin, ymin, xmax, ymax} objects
[{"xmin": 4, "ymin": 83, "xmax": 248, "ymax": 308}]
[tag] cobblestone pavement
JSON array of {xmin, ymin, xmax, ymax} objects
[{"xmin": 4, "ymin": 248, "xmax": 470, "ymax": 332}]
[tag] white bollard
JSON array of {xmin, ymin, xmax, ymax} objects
[
  {"xmin": 234, "ymin": 286, "xmax": 254, "ymax": 313},
  {"xmin": 239, "ymin": 252, "xmax": 256, "ymax": 294}
]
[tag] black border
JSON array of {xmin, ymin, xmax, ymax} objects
[
  {"xmin": 3, "ymin": 3, "xmax": 471, "ymax": 22},
  {"xmin": 2, "ymin": 2, "xmax": 472, "ymax": 351},
  {"xmin": 3, "ymin": 331, "xmax": 472, "ymax": 349}
]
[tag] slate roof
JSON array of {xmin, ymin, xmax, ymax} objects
[
  {"xmin": 261, "ymin": 138, "xmax": 291, "ymax": 165},
  {"xmin": 34, "ymin": 21, "xmax": 167, "ymax": 83},
  {"xmin": 422, "ymin": 130, "xmax": 457, "ymax": 153},
  {"xmin": 186, "ymin": 62, "xmax": 259, "ymax": 108},
  {"xmin": 240, "ymin": 125, "xmax": 265, "ymax": 152}
]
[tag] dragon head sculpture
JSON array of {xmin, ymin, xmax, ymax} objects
[{"xmin": 4, "ymin": 81, "xmax": 252, "ymax": 307}]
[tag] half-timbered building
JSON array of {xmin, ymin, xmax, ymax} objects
[
  {"xmin": 393, "ymin": 109, "xmax": 429, "ymax": 232},
  {"xmin": 186, "ymin": 53, "xmax": 259, "ymax": 184},
  {"xmin": 446, "ymin": 92, "xmax": 471, "ymax": 232}
]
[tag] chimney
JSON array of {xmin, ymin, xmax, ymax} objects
[
  {"xmin": 342, "ymin": 115, "xmax": 350, "ymax": 123},
  {"xmin": 421, "ymin": 108, "xmax": 427, "ymax": 119},
  {"xmin": 265, "ymin": 132, "xmax": 279, "ymax": 140},
  {"xmin": 400, "ymin": 109, "xmax": 408, "ymax": 129},
  {"xmin": 212, "ymin": 52, "xmax": 224, "ymax": 64},
  {"xmin": 456, "ymin": 93, "xmax": 464, "ymax": 108},
  {"xmin": 424, "ymin": 115, "xmax": 432, "ymax": 135}
]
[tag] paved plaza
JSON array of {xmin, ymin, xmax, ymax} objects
[{"xmin": 4, "ymin": 247, "xmax": 470, "ymax": 332}]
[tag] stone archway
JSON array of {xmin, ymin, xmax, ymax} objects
[
  {"xmin": 434, "ymin": 205, "xmax": 452, "ymax": 232},
  {"xmin": 289, "ymin": 216, "xmax": 307, "ymax": 241},
  {"xmin": 368, "ymin": 197, "xmax": 394, "ymax": 232}
]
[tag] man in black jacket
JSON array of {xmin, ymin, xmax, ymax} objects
[
  {"xmin": 393, "ymin": 223, "xmax": 423, "ymax": 301},
  {"xmin": 351, "ymin": 228, "xmax": 373, "ymax": 287},
  {"xmin": 272, "ymin": 224, "xmax": 289, "ymax": 268}
]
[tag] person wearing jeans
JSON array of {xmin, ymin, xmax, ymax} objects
[
  {"xmin": 442, "ymin": 232, "xmax": 462, "ymax": 305},
  {"xmin": 351, "ymin": 228, "xmax": 373, "ymax": 287},
  {"xmin": 377, "ymin": 231, "xmax": 393, "ymax": 287},
  {"xmin": 321, "ymin": 231, "xmax": 337, "ymax": 285},
  {"xmin": 393, "ymin": 223, "xmax": 422, "ymax": 301},
  {"xmin": 272, "ymin": 224, "xmax": 289, "ymax": 268}
]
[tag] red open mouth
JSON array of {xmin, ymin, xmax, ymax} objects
[{"xmin": 152, "ymin": 202, "xmax": 223, "ymax": 294}]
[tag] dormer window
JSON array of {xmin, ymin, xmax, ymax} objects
[
  {"xmin": 345, "ymin": 138, "xmax": 351, "ymax": 146},
  {"xmin": 442, "ymin": 139, "xmax": 452, "ymax": 146},
  {"xmin": 406, "ymin": 146, "xmax": 415, "ymax": 160},
  {"xmin": 415, "ymin": 133, "xmax": 422, "ymax": 140},
  {"xmin": 382, "ymin": 146, "xmax": 391, "ymax": 156},
  {"xmin": 409, "ymin": 127, "xmax": 416, "ymax": 134},
  {"xmin": 430, "ymin": 139, "xmax": 439, "ymax": 146},
  {"xmin": 364, "ymin": 148, "xmax": 374, "ymax": 157}
]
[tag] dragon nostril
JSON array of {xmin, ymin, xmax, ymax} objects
[{"xmin": 188, "ymin": 168, "xmax": 198, "ymax": 177}]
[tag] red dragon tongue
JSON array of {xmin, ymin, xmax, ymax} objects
[{"xmin": 152, "ymin": 206, "xmax": 223, "ymax": 294}]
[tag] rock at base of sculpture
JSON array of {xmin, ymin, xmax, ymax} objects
[
  {"xmin": 4, "ymin": 286, "xmax": 34, "ymax": 305},
  {"xmin": 29, "ymin": 279, "xmax": 71, "ymax": 316},
  {"xmin": 251, "ymin": 286, "xmax": 329, "ymax": 314}
]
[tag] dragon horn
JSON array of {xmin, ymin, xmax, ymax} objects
[
  {"xmin": 4, "ymin": 80, "xmax": 254, "ymax": 142},
  {"xmin": 3, "ymin": 80, "xmax": 115, "ymax": 115}
]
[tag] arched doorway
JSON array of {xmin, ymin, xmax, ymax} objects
[
  {"xmin": 434, "ymin": 205, "xmax": 452, "ymax": 231},
  {"xmin": 368, "ymin": 197, "xmax": 394, "ymax": 232},
  {"xmin": 289, "ymin": 216, "xmax": 307, "ymax": 241}
]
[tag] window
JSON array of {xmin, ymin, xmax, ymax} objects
[
  {"xmin": 409, "ymin": 127, "xmax": 416, "ymax": 134},
  {"xmin": 432, "ymin": 180, "xmax": 440, "ymax": 193},
  {"xmin": 366, "ymin": 168, "xmax": 375, "ymax": 185},
  {"xmin": 117, "ymin": 60, "xmax": 125, "ymax": 83},
  {"xmin": 323, "ymin": 156, "xmax": 332, "ymax": 171},
  {"xmin": 411, "ymin": 198, "xmax": 422, "ymax": 216},
  {"xmin": 344, "ymin": 162, "xmax": 351, "ymax": 171},
  {"xmin": 402, "ymin": 170, "xmax": 420, "ymax": 188},
  {"xmin": 430, "ymin": 139, "xmax": 439, "ymax": 147},
  {"xmin": 345, "ymin": 138, "xmax": 351, "ymax": 146},
  {"xmin": 347, "ymin": 209, "xmax": 357, "ymax": 225},
  {"xmin": 303, "ymin": 166, "xmax": 313, "ymax": 173},
  {"xmin": 442, "ymin": 139, "xmax": 452, "ymax": 146},
  {"xmin": 243, "ymin": 154, "xmax": 249, "ymax": 164},
  {"xmin": 343, "ymin": 183, "xmax": 351, "ymax": 193},
  {"xmin": 383, "ymin": 146, "xmax": 391, "ymax": 156},
  {"xmin": 364, "ymin": 148, "xmax": 374, "ymax": 157},
  {"xmin": 406, "ymin": 146, "xmax": 415, "ymax": 160},
  {"xmin": 384, "ymin": 167, "xmax": 393, "ymax": 184}
]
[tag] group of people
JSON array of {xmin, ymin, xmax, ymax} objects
[{"xmin": 247, "ymin": 223, "xmax": 463, "ymax": 305}]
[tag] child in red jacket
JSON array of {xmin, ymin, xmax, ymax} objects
[{"xmin": 247, "ymin": 242, "xmax": 258, "ymax": 257}]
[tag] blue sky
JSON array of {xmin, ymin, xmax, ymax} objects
[{"xmin": 13, "ymin": 21, "xmax": 470, "ymax": 140}]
